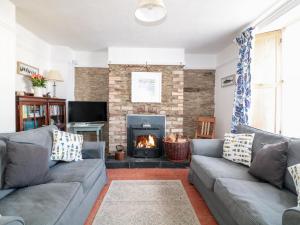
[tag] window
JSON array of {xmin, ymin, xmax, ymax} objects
[
  {"xmin": 251, "ymin": 20, "xmax": 300, "ymax": 137},
  {"xmin": 251, "ymin": 30, "xmax": 282, "ymax": 133}
]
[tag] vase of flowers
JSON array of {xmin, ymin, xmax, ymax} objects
[{"xmin": 31, "ymin": 74, "xmax": 46, "ymax": 97}]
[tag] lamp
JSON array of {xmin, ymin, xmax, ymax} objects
[
  {"xmin": 135, "ymin": 0, "xmax": 167, "ymax": 23},
  {"xmin": 46, "ymin": 70, "xmax": 64, "ymax": 98}
]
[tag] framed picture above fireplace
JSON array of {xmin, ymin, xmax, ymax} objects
[{"xmin": 131, "ymin": 72, "xmax": 162, "ymax": 103}]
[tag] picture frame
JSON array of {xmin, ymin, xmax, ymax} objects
[
  {"xmin": 221, "ymin": 74, "xmax": 236, "ymax": 87},
  {"xmin": 131, "ymin": 72, "xmax": 162, "ymax": 103},
  {"xmin": 17, "ymin": 61, "xmax": 39, "ymax": 76}
]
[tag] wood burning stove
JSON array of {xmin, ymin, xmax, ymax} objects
[{"xmin": 127, "ymin": 115, "xmax": 165, "ymax": 158}]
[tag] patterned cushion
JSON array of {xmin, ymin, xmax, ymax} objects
[
  {"xmin": 223, "ymin": 133, "xmax": 255, "ymax": 167},
  {"xmin": 50, "ymin": 130, "xmax": 83, "ymax": 162},
  {"xmin": 288, "ymin": 164, "xmax": 300, "ymax": 206}
]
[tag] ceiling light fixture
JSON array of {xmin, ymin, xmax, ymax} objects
[{"xmin": 135, "ymin": 0, "xmax": 167, "ymax": 23}]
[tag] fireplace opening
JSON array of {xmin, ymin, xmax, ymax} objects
[
  {"xmin": 135, "ymin": 134, "xmax": 158, "ymax": 149},
  {"xmin": 127, "ymin": 115, "xmax": 166, "ymax": 158}
]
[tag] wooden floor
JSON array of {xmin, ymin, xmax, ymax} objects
[{"xmin": 85, "ymin": 168, "xmax": 218, "ymax": 225}]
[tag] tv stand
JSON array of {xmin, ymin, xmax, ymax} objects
[{"xmin": 69, "ymin": 122, "xmax": 104, "ymax": 142}]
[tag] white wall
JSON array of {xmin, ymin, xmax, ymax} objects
[
  {"xmin": 74, "ymin": 50, "xmax": 108, "ymax": 68},
  {"xmin": 185, "ymin": 53, "xmax": 216, "ymax": 69},
  {"xmin": 215, "ymin": 43, "xmax": 238, "ymax": 138},
  {"xmin": 0, "ymin": 0, "xmax": 16, "ymax": 132},
  {"xmin": 16, "ymin": 24, "xmax": 51, "ymax": 93},
  {"xmin": 108, "ymin": 47, "xmax": 185, "ymax": 65},
  {"xmin": 15, "ymin": 24, "xmax": 75, "ymax": 100},
  {"xmin": 50, "ymin": 46, "xmax": 75, "ymax": 100}
]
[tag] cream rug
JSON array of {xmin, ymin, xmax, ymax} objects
[{"xmin": 92, "ymin": 180, "xmax": 201, "ymax": 225}]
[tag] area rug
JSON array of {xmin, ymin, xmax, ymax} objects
[{"xmin": 92, "ymin": 180, "xmax": 201, "ymax": 225}]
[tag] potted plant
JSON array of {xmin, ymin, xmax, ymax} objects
[{"xmin": 31, "ymin": 74, "xmax": 46, "ymax": 97}]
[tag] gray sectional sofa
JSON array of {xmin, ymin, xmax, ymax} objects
[
  {"xmin": 189, "ymin": 125, "xmax": 300, "ymax": 225},
  {"xmin": 0, "ymin": 126, "xmax": 107, "ymax": 225}
]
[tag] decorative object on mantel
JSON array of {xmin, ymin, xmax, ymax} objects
[
  {"xmin": 46, "ymin": 70, "xmax": 64, "ymax": 98},
  {"xmin": 17, "ymin": 61, "xmax": 39, "ymax": 76},
  {"xmin": 131, "ymin": 72, "xmax": 162, "ymax": 103},
  {"xmin": 115, "ymin": 145, "xmax": 125, "ymax": 161},
  {"xmin": 221, "ymin": 74, "xmax": 236, "ymax": 87},
  {"xmin": 135, "ymin": 0, "xmax": 167, "ymax": 23},
  {"xmin": 163, "ymin": 134, "xmax": 190, "ymax": 161},
  {"xmin": 30, "ymin": 74, "xmax": 46, "ymax": 97}
]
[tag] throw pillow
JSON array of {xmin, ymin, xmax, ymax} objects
[
  {"xmin": 5, "ymin": 141, "xmax": 50, "ymax": 189},
  {"xmin": 288, "ymin": 164, "xmax": 300, "ymax": 206},
  {"xmin": 223, "ymin": 133, "xmax": 255, "ymax": 167},
  {"xmin": 51, "ymin": 130, "xmax": 83, "ymax": 162},
  {"xmin": 249, "ymin": 142, "xmax": 288, "ymax": 188}
]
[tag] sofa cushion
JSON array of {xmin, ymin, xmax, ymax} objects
[
  {"xmin": 6, "ymin": 126, "xmax": 58, "ymax": 167},
  {"xmin": 51, "ymin": 130, "xmax": 83, "ymax": 162},
  {"xmin": 223, "ymin": 133, "xmax": 255, "ymax": 167},
  {"xmin": 285, "ymin": 139, "xmax": 300, "ymax": 194},
  {"xmin": 48, "ymin": 159, "xmax": 105, "ymax": 193},
  {"xmin": 5, "ymin": 141, "xmax": 50, "ymax": 189},
  {"xmin": 236, "ymin": 125, "xmax": 289, "ymax": 158},
  {"xmin": 214, "ymin": 178, "xmax": 296, "ymax": 225},
  {"xmin": 0, "ymin": 182, "xmax": 84, "ymax": 225},
  {"xmin": 249, "ymin": 142, "xmax": 288, "ymax": 189},
  {"xmin": 190, "ymin": 155, "xmax": 258, "ymax": 190},
  {"xmin": 0, "ymin": 140, "xmax": 7, "ymax": 189},
  {"xmin": 288, "ymin": 164, "xmax": 300, "ymax": 206}
]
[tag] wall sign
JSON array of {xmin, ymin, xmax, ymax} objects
[
  {"xmin": 221, "ymin": 74, "xmax": 236, "ymax": 87},
  {"xmin": 17, "ymin": 61, "xmax": 39, "ymax": 76},
  {"xmin": 131, "ymin": 72, "xmax": 162, "ymax": 103}
]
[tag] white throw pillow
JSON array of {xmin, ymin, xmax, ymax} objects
[
  {"xmin": 51, "ymin": 130, "xmax": 83, "ymax": 162},
  {"xmin": 223, "ymin": 133, "xmax": 255, "ymax": 167},
  {"xmin": 288, "ymin": 164, "xmax": 300, "ymax": 206}
]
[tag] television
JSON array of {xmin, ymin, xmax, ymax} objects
[{"xmin": 68, "ymin": 101, "xmax": 107, "ymax": 123}]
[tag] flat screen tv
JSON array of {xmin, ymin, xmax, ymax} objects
[{"xmin": 68, "ymin": 101, "xmax": 107, "ymax": 123}]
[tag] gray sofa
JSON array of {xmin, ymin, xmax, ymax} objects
[
  {"xmin": 0, "ymin": 126, "xmax": 107, "ymax": 225},
  {"xmin": 189, "ymin": 125, "xmax": 300, "ymax": 225}
]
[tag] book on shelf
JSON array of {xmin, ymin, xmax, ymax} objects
[
  {"xmin": 50, "ymin": 105, "xmax": 61, "ymax": 116},
  {"xmin": 22, "ymin": 105, "xmax": 45, "ymax": 119}
]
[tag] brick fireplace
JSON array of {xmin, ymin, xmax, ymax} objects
[{"xmin": 108, "ymin": 65, "xmax": 184, "ymax": 153}]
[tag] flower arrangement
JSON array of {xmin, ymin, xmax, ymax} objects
[{"xmin": 31, "ymin": 74, "xmax": 46, "ymax": 88}]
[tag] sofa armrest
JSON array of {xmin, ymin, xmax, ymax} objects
[
  {"xmin": 82, "ymin": 141, "xmax": 105, "ymax": 160},
  {"xmin": 0, "ymin": 216, "xmax": 24, "ymax": 225},
  {"xmin": 191, "ymin": 139, "xmax": 224, "ymax": 158},
  {"xmin": 283, "ymin": 207, "xmax": 300, "ymax": 225}
]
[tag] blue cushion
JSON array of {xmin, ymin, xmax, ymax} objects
[
  {"xmin": 0, "ymin": 182, "xmax": 83, "ymax": 225},
  {"xmin": 214, "ymin": 178, "xmax": 296, "ymax": 225},
  {"xmin": 190, "ymin": 155, "xmax": 258, "ymax": 190},
  {"xmin": 48, "ymin": 159, "xmax": 106, "ymax": 193}
]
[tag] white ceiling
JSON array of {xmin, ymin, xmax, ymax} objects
[{"xmin": 11, "ymin": 0, "xmax": 281, "ymax": 53}]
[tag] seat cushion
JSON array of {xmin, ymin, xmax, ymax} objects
[
  {"xmin": 0, "ymin": 182, "xmax": 84, "ymax": 225},
  {"xmin": 49, "ymin": 159, "xmax": 105, "ymax": 193},
  {"xmin": 214, "ymin": 178, "xmax": 297, "ymax": 225},
  {"xmin": 190, "ymin": 155, "xmax": 258, "ymax": 190}
]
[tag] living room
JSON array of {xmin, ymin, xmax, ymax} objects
[{"xmin": 0, "ymin": 0, "xmax": 300, "ymax": 225}]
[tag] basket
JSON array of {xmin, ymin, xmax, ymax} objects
[{"xmin": 163, "ymin": 140, "xmax": 190, "ymax": 161}]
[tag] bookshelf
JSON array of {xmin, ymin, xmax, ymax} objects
[{"xmin": 16, "ymin": 95, "xmax": 66, "ymax": 131}]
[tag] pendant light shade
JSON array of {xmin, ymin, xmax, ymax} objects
[{"xmin": 135, "ymin": 0, "xmax": 167, "ymax": 23}]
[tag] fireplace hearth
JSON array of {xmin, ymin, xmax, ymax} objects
[{"xmin": 127, "ymin": 115, "xmax": 165, "ymax": 158}]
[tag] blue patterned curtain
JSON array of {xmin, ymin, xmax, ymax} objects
[{"xmin": 231, "ymin": 27, "xmax": 254, "ymax": 133}]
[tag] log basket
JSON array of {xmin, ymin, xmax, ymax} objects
[{"xmin": 163, "ymin": 139, "xmax": 190, "ymax": 162}]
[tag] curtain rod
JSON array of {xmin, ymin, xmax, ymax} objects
[{"xmin": 234, "ymin": 0, "xmax": 300, "ymax": 41}]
